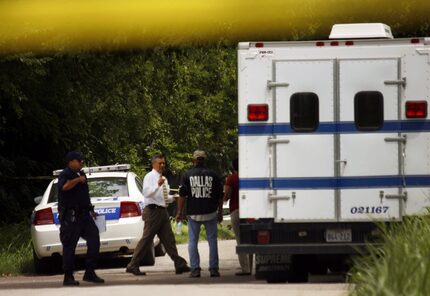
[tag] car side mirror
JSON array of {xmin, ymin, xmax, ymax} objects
[{"xmin": 34, "ymin": 196, "xmax": 43, "ymax": 204}]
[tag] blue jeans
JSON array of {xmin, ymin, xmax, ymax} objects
[{"xmin": 187, "ymin": 217, "xmax": 218, "ymax": 271}]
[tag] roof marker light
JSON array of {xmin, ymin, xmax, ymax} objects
[
  {"xmin": 330, "ymin": 41, "xmax": 339, "ymax": 46},
  {"xmin": 255, "ymin": 42, "xmax": 264, "ymax": 48},
  {"xmin": 316, "ymin": 41, "xmax": 324, "ymax": 47}
]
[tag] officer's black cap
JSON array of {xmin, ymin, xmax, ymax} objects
[{"xmin": 66, "ymin": 151, "xmax": 84, "ymax": 162}]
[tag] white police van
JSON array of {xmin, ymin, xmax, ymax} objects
[
  {"xmin": 31, "ymin": 164, "xmax": 165, "ymax": 273},
  {"xmin": 237, "ymin": 23, "xmax": 430, "ymax": 282}
]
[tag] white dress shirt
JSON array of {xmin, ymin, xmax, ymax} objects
[{"xmin": 142, "ymin": 169, "xmax": 174, "ymax": 207}]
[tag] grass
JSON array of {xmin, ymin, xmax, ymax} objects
[
  {"xmin": 170, "ymin": 219, "xmax": 235, "ymax": 244},
  {"xmin": 0, "ymin": 223, "xmax": 33, "ymax": 276},
  {"xmin": 349, "ymin": 215, "xmax": 430, "ymax": 296}
]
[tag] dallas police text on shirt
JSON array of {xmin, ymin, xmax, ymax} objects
[{"xmin": 190, "ymin": 176, "xmax": 213, "ymax": 198}]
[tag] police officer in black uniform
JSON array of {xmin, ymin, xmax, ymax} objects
[{"xmin": 58, "ymin": 151, "xmax": 104, "ymax": 286}]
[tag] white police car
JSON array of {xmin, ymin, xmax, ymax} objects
[{"xmin": 31, "ymin": 164, "xmax": 165, "ymax": 273}]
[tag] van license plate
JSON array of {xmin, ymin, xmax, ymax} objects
[{"xmin": 325, "ymin": 229, "xmax": 352, "ymax": 242}]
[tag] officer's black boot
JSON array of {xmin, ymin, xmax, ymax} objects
[
  {"xmin": 83, "ymin": 269, "xmax": 105, "ymax": 283},
  {"xmin": 63, "ymin": 272, "xmax": 79, "ymax": 286}
]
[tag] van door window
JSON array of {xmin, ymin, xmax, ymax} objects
[
  {"xmin": 290, "ymin": 92, "xmax": 319, "ymax": 132},
  {"xmin": 354, "ymin": 91, "xmax": 384, "ymax": 131}
]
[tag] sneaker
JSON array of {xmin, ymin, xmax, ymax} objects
[
  {"xmin": 83, "ymin": 270, "xmax": 105, "ymax": 283},
  {"xmin": 209, "ymin": 268, "xmax": 220, "ymax": 277},
  {"xmin": 175, "ymin": 265, "xmax": 191, "ymax": 274},
  {"xmin": 126, "ymin": 266, "xmax": 146, "ymax": 276},
  {"xmin": 63, "ymin": 273, "xmax": 79, "ymax": 286},
  {"xmin": 189, "ymin": 268, "xmax": 201, "ymax": 278}
]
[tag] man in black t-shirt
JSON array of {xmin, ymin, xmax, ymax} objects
[
  {"xmin": 176, "ymin": 150, "xmax": 223, "ymax": 278},
  {"xmin": 57, "ymin": 151, "xmax": 104, "ymax": 286}
]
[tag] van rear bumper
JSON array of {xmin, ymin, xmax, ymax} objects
[
  {"xmin": 237, "ymin": 220, "xmax": 390, "ymax": 255},
  {"xmin": 237, "ymin": 242, "xmax": 372, "ymax": 255}
]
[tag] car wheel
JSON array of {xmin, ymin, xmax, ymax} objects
[
  {"xmin": 140, "ymin": 246, "xmax": 155, "ymax": 266},
  {"xmin": 33, "ymin": 248, "xmax": 62, "ymax": 274},
  {"xmin": 154, "ymin": 243, "xmax": 166, "ymax": 257},
  {"xmin": 155, "ymin": 243, "xmax": 166, "ymax": 257}
]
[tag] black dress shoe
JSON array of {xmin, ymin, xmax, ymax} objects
[
  {"xmin": 126, "ymin": 267, "xmax": 146, "ymax": 276},
  {"xmin": 63, "ymin": 273, "xmax": 79, "ymax": 286},
  {"xmin": 209, "ymin": 268, "xmax": 220, "ymax": 277},
  {"xmin": 235, "ymin": 271, "xmax": 251, "ymax": 276},
  {"xmin": 83, "ymin": 270, "xmax": 105, "ymax": 283},
  {"xmin": 175, "ymin": 265, "xmax": 191, "ymax": 274}
]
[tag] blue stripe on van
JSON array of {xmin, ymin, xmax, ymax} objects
[
  {"xmin": 53, "ymin": 207, "xmax": 121, "ymax": 225},
  {"xmin": 240, "ymin": 175, "xmax": 430, "ymax": 190},
  {"xmin": 239, "ymin": 120, "xmax": 430, "ymax": 135}
]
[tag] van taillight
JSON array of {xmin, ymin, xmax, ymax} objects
[
  {"xmin": 248, "ymin": 104, "xmax": 268, "ymax": 121},
  {"xmin": 120, "ymin": 201, "xmax": 141, "ymax": 218},
  {"xmin": 34, "ymin": 208, "xmax": 54, "ymax": 225},
  {"xmin": 406, "ymin": 101, "xmax": 427, "ymax": 118},
  {"xmin": 257, "ymin": 230, "xmax": 270, "ymax": 244}
]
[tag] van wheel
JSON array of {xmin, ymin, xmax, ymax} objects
[
  {"xmin": 140, "ymin": 246, "xmax": 155, "ymax": 266},
  {"xmin": 266, "ymin": 272, "xmax": 288, "ymax": 283},
  {"xmin": 288, "ymin": 270, "xmax": 309, "ymax": 283},
  {"xmin": 288, "ymin": 255, "xmax": 309, "ymax": 283}
]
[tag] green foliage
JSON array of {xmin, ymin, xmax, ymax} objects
[
  {"xmin": 171, "ymin": 219, "xmax": 234, "ymax": 245},
  {"xmin": 350, "ymin": 216, "xmax": 430, "ymax": 296},
  {"xmin": 0, "ymin": 44, "xmax": 237, "ymax": 223},
  {"xmin": 0, "ymin": 223, "xmax": 33, "ymax": 275}
]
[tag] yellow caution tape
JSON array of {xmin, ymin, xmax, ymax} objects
[{"xmin": 0, "ymin": 0, "xmax": 428, "ymax": 53}]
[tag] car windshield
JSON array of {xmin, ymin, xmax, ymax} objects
[{"xmin": 48, "ymin": 177, "xmax": 128, "ymax": 203}]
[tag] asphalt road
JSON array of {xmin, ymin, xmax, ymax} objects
[{"xmin": 0, "ymin": 240, "xmax": 351, "ymax": 296}]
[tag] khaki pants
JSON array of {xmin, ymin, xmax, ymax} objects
[
  {"xmin": 231, "ymin": 209, "xmax": 253, "ymax": 273},
  {"xmin": 127, "ymin": 207, "xmax": 187, "ymax": 270}
]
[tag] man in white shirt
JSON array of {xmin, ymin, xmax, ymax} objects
[{"xmin": 126, "ymin": 154, "xmax": 190, "ymax": 276}]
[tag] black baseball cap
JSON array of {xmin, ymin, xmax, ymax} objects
[{"xmin": 66, "ymin": 151, "xmax": 84, "ymax": 162}]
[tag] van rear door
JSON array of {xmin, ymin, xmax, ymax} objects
[
  {"xmin": 338, "ymin": 59, "xmax": 402, "ymax": 221},
  {"xmin": 271, "ymin": 60, "xmax": 336, "ymax": 222}
]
